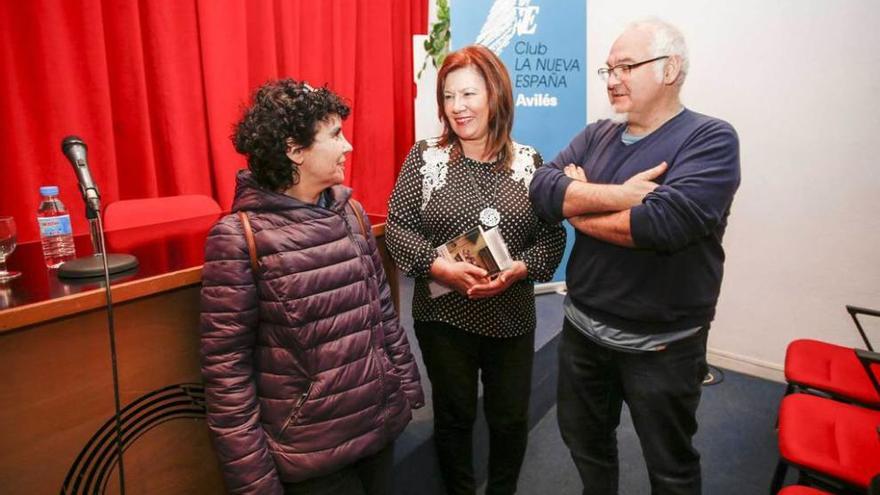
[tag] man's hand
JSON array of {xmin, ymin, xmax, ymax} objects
[
  {"xmin": 564, "ymin": 161, "xmax": 665, "ymax": 248},
  {"xmin": 466, "ymin": 261, "xmax": 528, "ymax": 300},
  {"xmin": 429, "ymin": 257, "xmax": 489, "ymax": 295},
  {"xmin": 560, "ymin": 161, "xmax": 668, "ymax": 217},
  {"xmin": 620, "ymin": 161, "xmax": 668, "ymax": 207},
  {"xmin": 564, "ymin": 164, "xmax": 588, "ymax": 182}
]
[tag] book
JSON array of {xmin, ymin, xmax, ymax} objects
[{"xmin": 428, "ymin": 225, "xmax": 514, "ymax": 298}]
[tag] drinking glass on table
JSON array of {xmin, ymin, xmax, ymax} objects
[{"xmin": 0, "ymin": 216, "xmax": 23, "ymax": 282}]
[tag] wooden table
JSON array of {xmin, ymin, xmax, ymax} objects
[{"xmin": 0, "ymin": 212, "xmax": 395, "ymax": 494}]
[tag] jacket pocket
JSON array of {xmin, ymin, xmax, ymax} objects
[
  {"xmin": 280, "ymin": 381, "xmax": 314, "ymax": 436},
  {"xmin": 383, "ymin": 359, "xmax": 405, "ymax": 399}
]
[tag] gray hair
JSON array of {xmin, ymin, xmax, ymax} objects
[{"xmin": 627, "ymin": 18, "xmax": 689, "ymax": 86}]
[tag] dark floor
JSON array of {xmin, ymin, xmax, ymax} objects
[
  {"xmin": 391, "ymin": 276, "xmax": 786, "ymax": 495},
  {"xmin": 516, "ymin": 368, "xmax": 785, "ymax": 495}
]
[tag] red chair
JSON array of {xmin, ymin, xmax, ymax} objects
[
  {"xmin": 778, "ymin": 475, "xmax": 880, "ymax": 495},
  {"xmin": 770, "ymin": 393, "xmax": 880, "ymax": 494},
  {"xmin": 102, "ymin": 195, "xmax": 222, "ymax": 266},
  {"xmin": 784, "ymin": 305, "xmax": 880, "ymax": 409},
  {"xmin": 778, "ymin": 486, "xmax": 834, "ymax": 495},
  {"xmin": 103, "ymin": 194, "xmax": 221, "ymax": 231}
]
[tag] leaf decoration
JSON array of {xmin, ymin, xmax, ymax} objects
[{"xmin": 418, "ymin": 0, "xmax": 451, "ymax": 79}]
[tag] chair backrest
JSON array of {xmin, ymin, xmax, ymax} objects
[
  {"xmin": 847, "ymin": 305, "xmax": 880, "ymax": 351},
  {"xmin": 103, "ymin": 195, "xmax": 221, "ymax": 231}
]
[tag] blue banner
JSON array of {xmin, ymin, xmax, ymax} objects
[{"xmin": 451, "ymin": 0, "xmax": 585, "ymax": 283}]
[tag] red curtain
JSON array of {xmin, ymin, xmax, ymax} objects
[{"xmin": 0, "ymin": 0, "xmax": 427, "ymax": 243}]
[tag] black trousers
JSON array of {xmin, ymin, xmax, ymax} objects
[
  {"xmin": 415, "ymin": 320, "xmax": 534, "ymax": 495},
  {"xmin": 557, "ymin": 319, "xmax": 708, "ymax": 495},
  {"xmin": 282, "ymin": 444, "xmax": 394, "ymax": 495}
]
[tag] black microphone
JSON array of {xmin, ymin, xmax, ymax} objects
[{"xmin": 61, "ymin": 135, "xmax": 101, "ymax": 214}]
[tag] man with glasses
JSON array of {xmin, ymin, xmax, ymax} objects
[{"xmin": 529, "ymin": 18, "xmax": 740, "ymax": 494}]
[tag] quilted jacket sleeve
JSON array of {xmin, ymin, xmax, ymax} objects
[
  {"xmin": 200, "ymin": 215, "xmax": 283, "ymax": 495},
  {"xmin": 356, "ymin": 203, "xmax": 425, "ymax": 409}
]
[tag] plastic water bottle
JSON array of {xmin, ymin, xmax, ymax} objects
[{"xmin": 37, "ymin": 186, "xmax": 76, "ymax": 268}]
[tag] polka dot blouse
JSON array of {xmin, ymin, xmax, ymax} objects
[{"xmin": 386, "ymin": 139, "xmax": 566, "ymax": 338}]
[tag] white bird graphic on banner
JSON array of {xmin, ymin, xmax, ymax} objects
[{"xmin": 475, "ymin": 0, "xmax": 519, "ymax": 55}]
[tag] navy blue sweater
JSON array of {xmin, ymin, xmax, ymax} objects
[{"xmin": 529, "ymin": 109, "xmax": 740, "ymax": 333}]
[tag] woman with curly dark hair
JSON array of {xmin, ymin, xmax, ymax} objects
[{"xmin": 200, "ymin": 79, "xmax": 424, "ymax": 495}]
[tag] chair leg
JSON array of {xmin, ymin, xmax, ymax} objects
[
  {"xmin": 770, "ymin": 458, "xmax": 789, "ymax": 494},
  {"xmin": 775, "ymin": 383, "xmax": 801, "ymax": 429}
]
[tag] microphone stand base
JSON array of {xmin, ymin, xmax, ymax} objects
[{"xmin": 57, "ymin": 254, "xmax": 139, "ymax": 279}]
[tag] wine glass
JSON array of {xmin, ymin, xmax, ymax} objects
[{"xmin": 0, "ymin": 216, "xmax": 23, "ymax": 282}]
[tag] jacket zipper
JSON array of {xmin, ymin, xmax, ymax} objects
[
  {"xmin": 341, "ymin": 209, "xmax": 391, "ymax": 435},
  {"xmin": 280, "ymin": 381, "xmax": 314, "ymax": 435},
  {"xmin": 340, "ymin": 209, "xmax": 382, "ymax": 318}
]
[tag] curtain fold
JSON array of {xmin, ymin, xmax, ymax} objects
[{"xmin": 1, "ymin": 0, "xmax": 427, "ymax": 243}]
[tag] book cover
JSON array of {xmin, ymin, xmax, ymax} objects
[{"xmin": 429, "ymin": 225, "xmax": 513, "ymax": 298}]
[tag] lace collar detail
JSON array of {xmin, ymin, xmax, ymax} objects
[
  {"xmin": 509, "ymin": 142, "xmax": 537, "ymax": 189},
  {"xmin": 418, "ymin": 139, "xmax": 537, "ymax": 209},
  {"xmin": 419, "ymin": 138, "xmax": 453, "ymax": 210}
]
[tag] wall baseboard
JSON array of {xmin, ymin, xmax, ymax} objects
[
  {"xmin": 535, "ymin": 281, "xmax": 567, "ymax": 295},
  {"xmin": 708, "ymin": 347, "xmax": 784, "ymax": 383}
]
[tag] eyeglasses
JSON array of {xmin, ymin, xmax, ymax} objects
[{"xmin": 598, "ymin": 56, "xmax": 669, "ymax": 82}]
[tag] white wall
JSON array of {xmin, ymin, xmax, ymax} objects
[
  {"xmin": 415, "ymin": 1, "xmax": 880, "ymax": 380},
  {"xmin": 414, "ymin": 1, "xmax": 443, "ymax": 141},
  {"xmin": 588, "ymin": 0, "xmax": 880, "ymax": 379}
]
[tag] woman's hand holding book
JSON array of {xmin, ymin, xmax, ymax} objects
[{"xmin": 429, "ymin": 257, "xmax": 489, "ymax": 296}]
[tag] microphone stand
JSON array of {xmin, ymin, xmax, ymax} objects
[
  {"xmin": 58, "ymin": 199, "xmax": 130, "ymax": 493},
  {"xmin": 57, "ymin": 136, "xmax": 134, "ymax": 492},
  {"xmin": 94, "ymin": 210, "xmax": 127, "ymax": 495}
]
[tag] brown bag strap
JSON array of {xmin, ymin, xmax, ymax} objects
[
  {"xmin": 238, "ymin": 203, "xmax": 361, "ymax": 277},
  {"xmin": 347, "ymin": 199, "xmax": 367, "ymax": 237},
  {"xmin": 237, "ymin": 211, "xmax": 259, "ymax": 275}
]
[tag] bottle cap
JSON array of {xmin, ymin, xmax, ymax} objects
[{"xmin": 40, "ymin": 186, "xmax": 59, "ymax": 196}]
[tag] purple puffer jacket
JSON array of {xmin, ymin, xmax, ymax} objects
[{"xmin": 200, "ymin": 171, "xmax": 424, "ymax": 494}]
